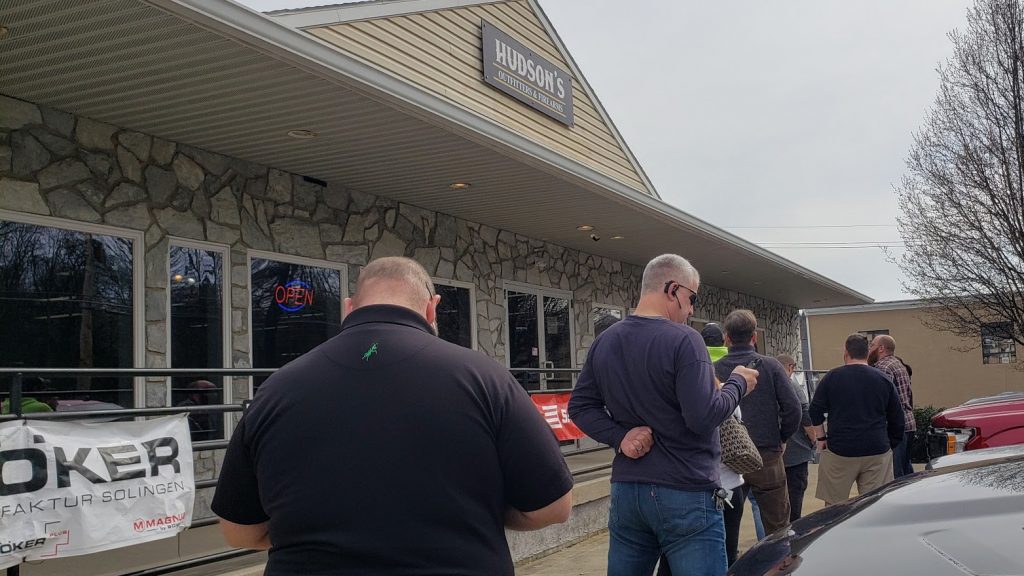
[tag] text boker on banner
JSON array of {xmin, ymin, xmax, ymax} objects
[{"xmin": 0, "ymin": 415, "xmax": 194, "ymax": 570}]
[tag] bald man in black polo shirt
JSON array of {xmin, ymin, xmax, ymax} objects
[{"xmin": 213, "ymin": 257, "xmax": 573, "ymax": 576}]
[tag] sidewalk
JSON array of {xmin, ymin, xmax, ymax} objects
[{"xmin": 518, "ymin": 463, "xmax": 828, "ymax": 576}]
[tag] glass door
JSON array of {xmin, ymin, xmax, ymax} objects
[
  {"xmin": 506, "ymin": 291, "xmax": 540, "ymax": 390},
  {"xmin": 543, "ymin": 295, "xmax": 572, "ymax": 391},
  {"xmin": 504, "ymin": 285, "xmax": 575, "ymax": 392}
]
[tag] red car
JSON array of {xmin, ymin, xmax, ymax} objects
[{"xmin": 927, "ymin": 396, "xmax": 1024, "ymax": 457}]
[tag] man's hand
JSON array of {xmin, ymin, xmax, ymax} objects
[
  {"xmin": 619, "ymin": 426, "xmax": 654, "ymax": 459},
  {"xmin": 816, "ymin": 439, "xmax": 827, "ymax": 453},
  {"xmin": 731, "ymin": 365, "xmax": 759, "ymax": 396},
  {"xmin": 805, "ymin": 427, "xmax": 817, "ymax": 447}
]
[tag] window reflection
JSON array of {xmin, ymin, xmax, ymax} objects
[
  {"xmin": 592, "ymin": 306, "xmax": 623, "ymax": 338},
  {"xmin": 544, "ymin": 296, "xmax": 572, "ymax": 390},
  {"xmin": 436, "ymin": 284, "xmax": 473, "ymax": 349},
  {"xmin": 0, "ymin": 220, "xmax": 134, "ymax": 412},
  {"xmin": 170, "ymin": 245, "xmax": 225, "ymax": 441},
  {"xmin": 251, "ymin": 257, "xmax": 342, "ymax": 388}
]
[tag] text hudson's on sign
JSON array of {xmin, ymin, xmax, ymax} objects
[{"xmin": 481, "ymin": 20, "xmax": 574, "ymax": 126}]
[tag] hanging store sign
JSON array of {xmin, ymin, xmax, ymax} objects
[
  {"xmin": 0, "ymin": 415, "xmax": 194, "ymax": 570},
  {"xmin": 482, "ymin": 20, "xmax": 574, "ymax": 126},
  {"xmin": 531, "ymin": 392, "xmax": 585, "ymax": 441}
]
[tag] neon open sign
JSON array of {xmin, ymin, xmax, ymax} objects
[{"xmin": 274, "ymin": 280, "xmax": 314, "ymax": 312}]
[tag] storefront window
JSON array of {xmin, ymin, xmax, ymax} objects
[
  {"xmin": 169, "ymin": 245, "xmax": 225, "ymax": 440},
  {"xmin": 0, "ymin": 220, "xmax": 134, "ymax": 412},
  {"xmin": 435, "ymin": 282, "xmax": 473, "ymax": 349},
  {"xmin": 251, "ymin": 257, "xmax": 343, "ymax": 387}
]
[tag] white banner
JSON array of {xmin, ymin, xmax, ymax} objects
[{"xmin": 0, "ymin": 415, "xmax": 194, "ymax": 569}]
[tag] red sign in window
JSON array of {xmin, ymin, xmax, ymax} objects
[
  {"xmin": 274, "ymin": 280, "xmax": 314, "ymax": 312},
  {"xmin": 531, "ymin": 392, "xmax": 585, "ymax": 441}
]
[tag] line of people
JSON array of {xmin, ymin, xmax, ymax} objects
[
  {"xmin": 568, "ymin": 253, "xmax": 913, "ymax": 575},
  {"xmin": 210, "ymin": 254, "xmax": 913, "ymax": 576}
]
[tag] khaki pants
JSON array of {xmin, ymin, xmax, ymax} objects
[{"xmin": 816, "ymin": 449, "xmax": 893, "ymax": 504}]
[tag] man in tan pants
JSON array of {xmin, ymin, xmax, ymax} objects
[{"xmin": 809, "ymin": 333, "xmax": 905, "ymax": 505}]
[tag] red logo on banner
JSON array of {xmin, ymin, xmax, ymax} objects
[{"xmin": 531, "ymin": 393, "xmax": 585, "ymax": 441}]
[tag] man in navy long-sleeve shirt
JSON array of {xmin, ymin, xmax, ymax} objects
[
  {"xmin": 568, "ymin": 254, "xmax": 758, "ymax": 576},
  {"xmin": 809, "ymin": 333, "xmax": 905, "ymax": 505}
]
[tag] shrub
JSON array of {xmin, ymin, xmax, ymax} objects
[{"xmin": 911, "ymin": 405, "xmax": 946, "ymax": 463}]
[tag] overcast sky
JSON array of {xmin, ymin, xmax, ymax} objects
[{"xmin": 240, "ymin": 0, "xmax": 972, "ymax": 302}]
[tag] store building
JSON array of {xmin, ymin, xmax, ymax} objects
[
  {"xmin": 0, "ymin": 0, "xmax": 869, "ymax": 573},
  {"xmin": 805, "ymin": 300, "xmax": 1023, "ymax": 409}
]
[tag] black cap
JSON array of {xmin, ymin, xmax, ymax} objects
[{"xmin": 700, "ymin": 323, "xmax": 725, "ymax": 347}]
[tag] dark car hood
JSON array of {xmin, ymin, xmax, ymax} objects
[{"xmin": 730, "ymin": 456, "xmax": 1024, "ymax": 575}]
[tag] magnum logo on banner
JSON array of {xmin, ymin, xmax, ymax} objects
[
  {"xmin": 531, "ymin": 393, "xmax": 585, "ymax": 441},
  {"xmin": 0, "ymin": 415, "xmax": 195, "ymax": 569},
  {"xmin": 481, "ymin": 20, "xmax": 574, "ymax": 126}
]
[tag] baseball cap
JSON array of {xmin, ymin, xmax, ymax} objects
[{"xmin": 700, "ymin": 323, "xmax": 725, "ymax": 347}]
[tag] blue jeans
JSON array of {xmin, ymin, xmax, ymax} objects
[
  {"xmin": 892, "ymin": 431, "xmax": 915, "ymax": 478},
  {"xmin": 747, "ymin": 491, "xmax": 766, "ymax": 540},
  {"xmin": 608, "ymin": 482, "xmax": 726, "ymax": 576}
]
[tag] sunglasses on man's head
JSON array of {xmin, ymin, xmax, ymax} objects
[{"xmin": 664, "ymin": 280, "xmax": 698, "ymax": 306}]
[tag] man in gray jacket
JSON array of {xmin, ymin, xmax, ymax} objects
[
  {"xmin": 777, "ymin": 353, "xmax": 816, "ymax": 521},
  {"xmin": 714, "ymin": 310, "xmax": 802, "ymax": 536}
]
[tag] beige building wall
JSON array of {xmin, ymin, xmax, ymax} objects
[
  {"xmin": 806, "ymin": 306, "xmax": 1023, "ymax": 409},
  {"xmin": 305, "ymin": 0, "xmax": 650, "ymax": 193}
]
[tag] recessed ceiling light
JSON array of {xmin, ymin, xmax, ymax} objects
[
  {"xmin": 720, "ymin": 270, "xmax": 730, "ymax": 275},
  {"xmin": 753, "ymin": 281, "xmax": 762, "ymax": 285},
  {"xmin": 610, "ymin": 235, "xmax": 624, "ymax": 240},
  {"xmin": 449, "ymin": 182, "xmax": 471, "ymax": 190},
  {"xmin": 576, "ymin": 224, "xmax": 594, "ymax": 231},
  {"xmin": 286, "ymin": 129, "xmax": 318, "ymax": 139}
]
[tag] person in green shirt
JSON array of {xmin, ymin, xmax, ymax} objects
[
  {"xmin": 1, "ymin": 377, "xmax": 54, "ymax": 415},
  {"xmin": 701, "ymin": 323, "xmax": 729, "ymax": 363}
]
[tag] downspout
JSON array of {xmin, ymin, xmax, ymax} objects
[{"xmin": 799, "ymin": 310, "xmax": 812, "ymax": 371}]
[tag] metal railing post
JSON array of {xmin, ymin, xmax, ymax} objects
[
  {"xmin": 11, "ymin": 372, "xmax": 22, "ymax": 417},
  {"xmin": 8, "ymin": 375, "xmax": 24, "ymax": 573}
]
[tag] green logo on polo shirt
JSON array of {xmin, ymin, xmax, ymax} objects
[{"xmin": 362, "ymin": 342, "xmax": 379, "ymax": 361}]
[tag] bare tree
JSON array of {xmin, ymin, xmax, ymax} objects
[{"xmin": 898, "ymin": 0, "xmax": 1024, "ymax": 355}]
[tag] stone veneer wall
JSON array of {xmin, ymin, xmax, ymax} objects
[{"xmin": 1, "ymin": 95, "xmax": 799, "ymax": 508}]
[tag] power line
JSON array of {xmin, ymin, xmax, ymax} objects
[
  {"xmin": 726, "ymin": 224, "xmax": 897, "ymax": 229},
  {"xmin": 753, "ymin": 239, "xmax": 905, "ymax": 243},
  {"xmin": 758, "ymin": 245, "xmax": 906, "ymax": 249}
]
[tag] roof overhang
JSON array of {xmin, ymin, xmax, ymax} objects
[
  {"xmin": 803, "ymin": 299, "xmax": 934, "ymax": 316},
  {"xmin": 0, "ymin": 0, "xmax": 872, "ymax": 308}
]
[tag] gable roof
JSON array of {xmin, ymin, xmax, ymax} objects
[{"xmin": 268, "ymin": 0, "xmax": 660, "ymax": 198}]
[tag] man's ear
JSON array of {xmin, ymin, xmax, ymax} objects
[
  {"xmin": 751, "ymin": 331, "xmax": 758, "ymax": 346},
  {"xmin": 724, "ymin": 334, "xmax": 733, "ymax": 347},
  {"xmin": 343, "ymin": 297, "xmax": 355, "ymax": 317},
  {"xmin": 425, "ymin": 294, "xmax": 441, "ymax": 327}
]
